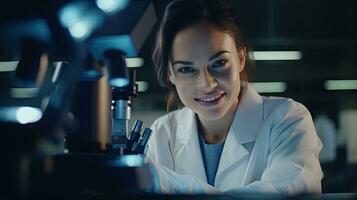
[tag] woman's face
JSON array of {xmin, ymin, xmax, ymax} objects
[{"xmin": 169, "ymin": 22, "xmax": 246, "ymax": 121}]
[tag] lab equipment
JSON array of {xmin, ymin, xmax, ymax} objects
[
  {"xmin": 0, "ymin": 0, "xmax": 157, "ymax": 197},
  {"xmin": 135, "ymin": 128, "xmax": 153, "ymax": 155},
  {"xmin": 126, "ymin": 120, "xmax": 144, "ymax": 153}
]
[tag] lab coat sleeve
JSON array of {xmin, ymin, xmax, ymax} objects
[
  {"xmin": 243, "ymin": 101, "xmax": 323, "ymax": 195},
  {"xmin": 147, "ymin": 157, "xmax": 220, "ymax": 193}
]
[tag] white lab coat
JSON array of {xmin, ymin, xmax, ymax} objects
[{"xmin": 146, "ymin": 83, "xmax": 323, "ymax": 195}]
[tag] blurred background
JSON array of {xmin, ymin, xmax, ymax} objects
[{"xmin": 0, "ymin": 0, "xmax": 356, "ymax": 195}]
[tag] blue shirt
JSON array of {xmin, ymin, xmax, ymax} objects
[{"xmin": 198, "ymin": 135, "xmax": 225, "ymax": 186}]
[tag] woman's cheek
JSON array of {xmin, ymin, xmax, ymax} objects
[{"xmin": 177, "ymin": 77, "xmax": 195, "ymax": 89}]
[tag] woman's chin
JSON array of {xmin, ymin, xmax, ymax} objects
[{"xmin": 195, "ymin": 109, "xmax": 227, "ymax": 121}]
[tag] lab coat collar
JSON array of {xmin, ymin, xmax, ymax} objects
[
  {"xmin": 230, "ymin": 82, "xmax": 263, "ymax": 145},
  {"xmin": 215, "ymin": 82, "xmax": 263, "ymax": 180},
  {"xmin": 174, "ymin": 107, "xmax": 207, "ymax": 183}
]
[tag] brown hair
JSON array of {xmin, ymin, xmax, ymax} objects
[{"xmin": 152, "ymin": 0, "xmax": 254, "ymax": 112}]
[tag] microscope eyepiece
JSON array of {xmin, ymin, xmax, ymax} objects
[{"xmin": 132, "ymin": 120, "xmax": 143, "ymax": 135}]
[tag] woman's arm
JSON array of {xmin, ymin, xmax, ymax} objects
[
  {"xmin": 230, "ymin": 101, "xmax": 323, "ymax": 195},
  {"xmin": 146, "ymin": 157, "xmax": 220, "ymax": 193}
]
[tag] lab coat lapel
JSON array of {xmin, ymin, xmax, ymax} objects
[
  {"xmin": 216, "ymin": 127, "xmax": 249, "ymax": 177},
  {"xmin": 216, "ymin": 83, "xmax": 263, "ymax": 182},
  {"xmin": 174, "ymin": 108, "xmax": 207, "ymax": 183}
]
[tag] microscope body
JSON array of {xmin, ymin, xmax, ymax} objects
[{"xmin": 53, "ymin": 52, "xmax": 154, "ymax": 195}]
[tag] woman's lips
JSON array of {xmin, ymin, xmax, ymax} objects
[{"xmin": 195, "ymin": 92, "xmax": 226, "ymax": 106}]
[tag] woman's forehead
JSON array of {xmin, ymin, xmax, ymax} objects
[{"xmin": 172, "ymin": 23, "xmax": 237, "ymax": 60}]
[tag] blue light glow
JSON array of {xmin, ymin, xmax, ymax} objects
[
  {"xmin": 59, "ymin": 1, "xmax": 104, "ymax": 41},
  {"xmin": 80, "ymin": 69, "xmax": 102, "ymax": 80},
  {"xmin": 109, "ymin": 78, "xmax": 129, "ymax": 87},
  {"xmin": 123, "ymin": 155, "xmax": 142, "ymax": 167},
  {"xmin": 108, "ymin": 155, "xmax": 144, "ymax": 167},
  {"xmin": 16, "ymin": 107, "xmax": 43, "ymax": 124},
  {"xmin": 69, "ymin": 21, "xmax": 88, "ymax": 39},
  {"xmin": 96, "ymin": 0, "xmax": 129, "ymax": 13},
  {"xmin": 58, "ymin": 2, "xmax": 84, "ymax": 28},
  {"xmin": 90, "ymin": 35, "xmax": 137, "ymax": 58}
]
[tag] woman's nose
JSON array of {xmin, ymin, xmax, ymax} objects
[{"xmin": 196, "ymin": 68, "xmax": 217, "ymax": 92}]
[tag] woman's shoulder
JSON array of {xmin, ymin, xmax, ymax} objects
[
  {"xmin": 261, "ymin": 96, "xmax": 310, "ymax": 121},
  {"xmin": 148, "ymin": 107, "xmax": 193, "ymax": 147},
  {"xmin": 243, "ymin": 83, "xmax": 310, "ymax": 120},
  {"xmin": 150, "ymin": 107, "xmax": 191, "ymax": 131},
  {"xmin": 259, "ymin": 96, "xmax": 317, "ymax": 147}
]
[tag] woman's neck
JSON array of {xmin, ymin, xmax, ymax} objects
[{"xmin": 197, "ymin": 100, "xmax": 239, "ymax": 144}]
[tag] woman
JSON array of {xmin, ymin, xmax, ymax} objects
[{"xmin": 146, "ymin": 0, "xmax": 323, "ymax": 195}]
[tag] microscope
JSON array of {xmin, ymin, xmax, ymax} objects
[
  {"xmin": 104, "ymin": 49, "xmax": 152, "ymax": 155},
  {"xmin": 0, "ymin": 0, "xmax": 157, "ymax": 197}
]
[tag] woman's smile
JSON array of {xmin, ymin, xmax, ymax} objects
[{"xmin": 194, "ymin": 92, "xmax": 226, "ymax": 107}]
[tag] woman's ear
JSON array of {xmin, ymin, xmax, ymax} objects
[
  {"xmin": 168, "ymin": 73, "xmax": 175, "ymax": 85},
  {"xmin": 238, "ymin": 47, "xmax": 247, "ymax": 72},
  {"xmin": 168, "ymin": 65, "xmax": 176, "ymax": 85}
]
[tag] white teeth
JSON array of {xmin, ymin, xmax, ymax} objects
[{"xmin": 198, "ymin": 94, "xmax": 223, "ymax": 102}]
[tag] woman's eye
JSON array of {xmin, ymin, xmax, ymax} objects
[
  {"xmin": 211, "ymin": 59, "xmax": 227, "ymax": 68},
  {"xmin": 178, "ymin": 66, "xmax": 195, "ymax": 74}
]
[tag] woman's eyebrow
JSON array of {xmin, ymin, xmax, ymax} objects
[
  {"xmin": 172, "ymin": 60, "xmax": 193, "ymax": 66},
  {"xmin": 172, "ymin": 50, "xmax": 231, "ymax": 66},
  {"xmin": 208, "ymin": 50, "xmax": 231, "ymax": 61}
]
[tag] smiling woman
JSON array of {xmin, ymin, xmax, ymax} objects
[
  {"xmin": 147, "ymin": 0, "xmax": 323, "ymax": 195},
  {"xmin": 169, "ymin": 23, "xmax": 244, "ymax": 125},
  {"xmin": 153, "ymin": 0, "xmax": 253, "ymax": 112}
]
